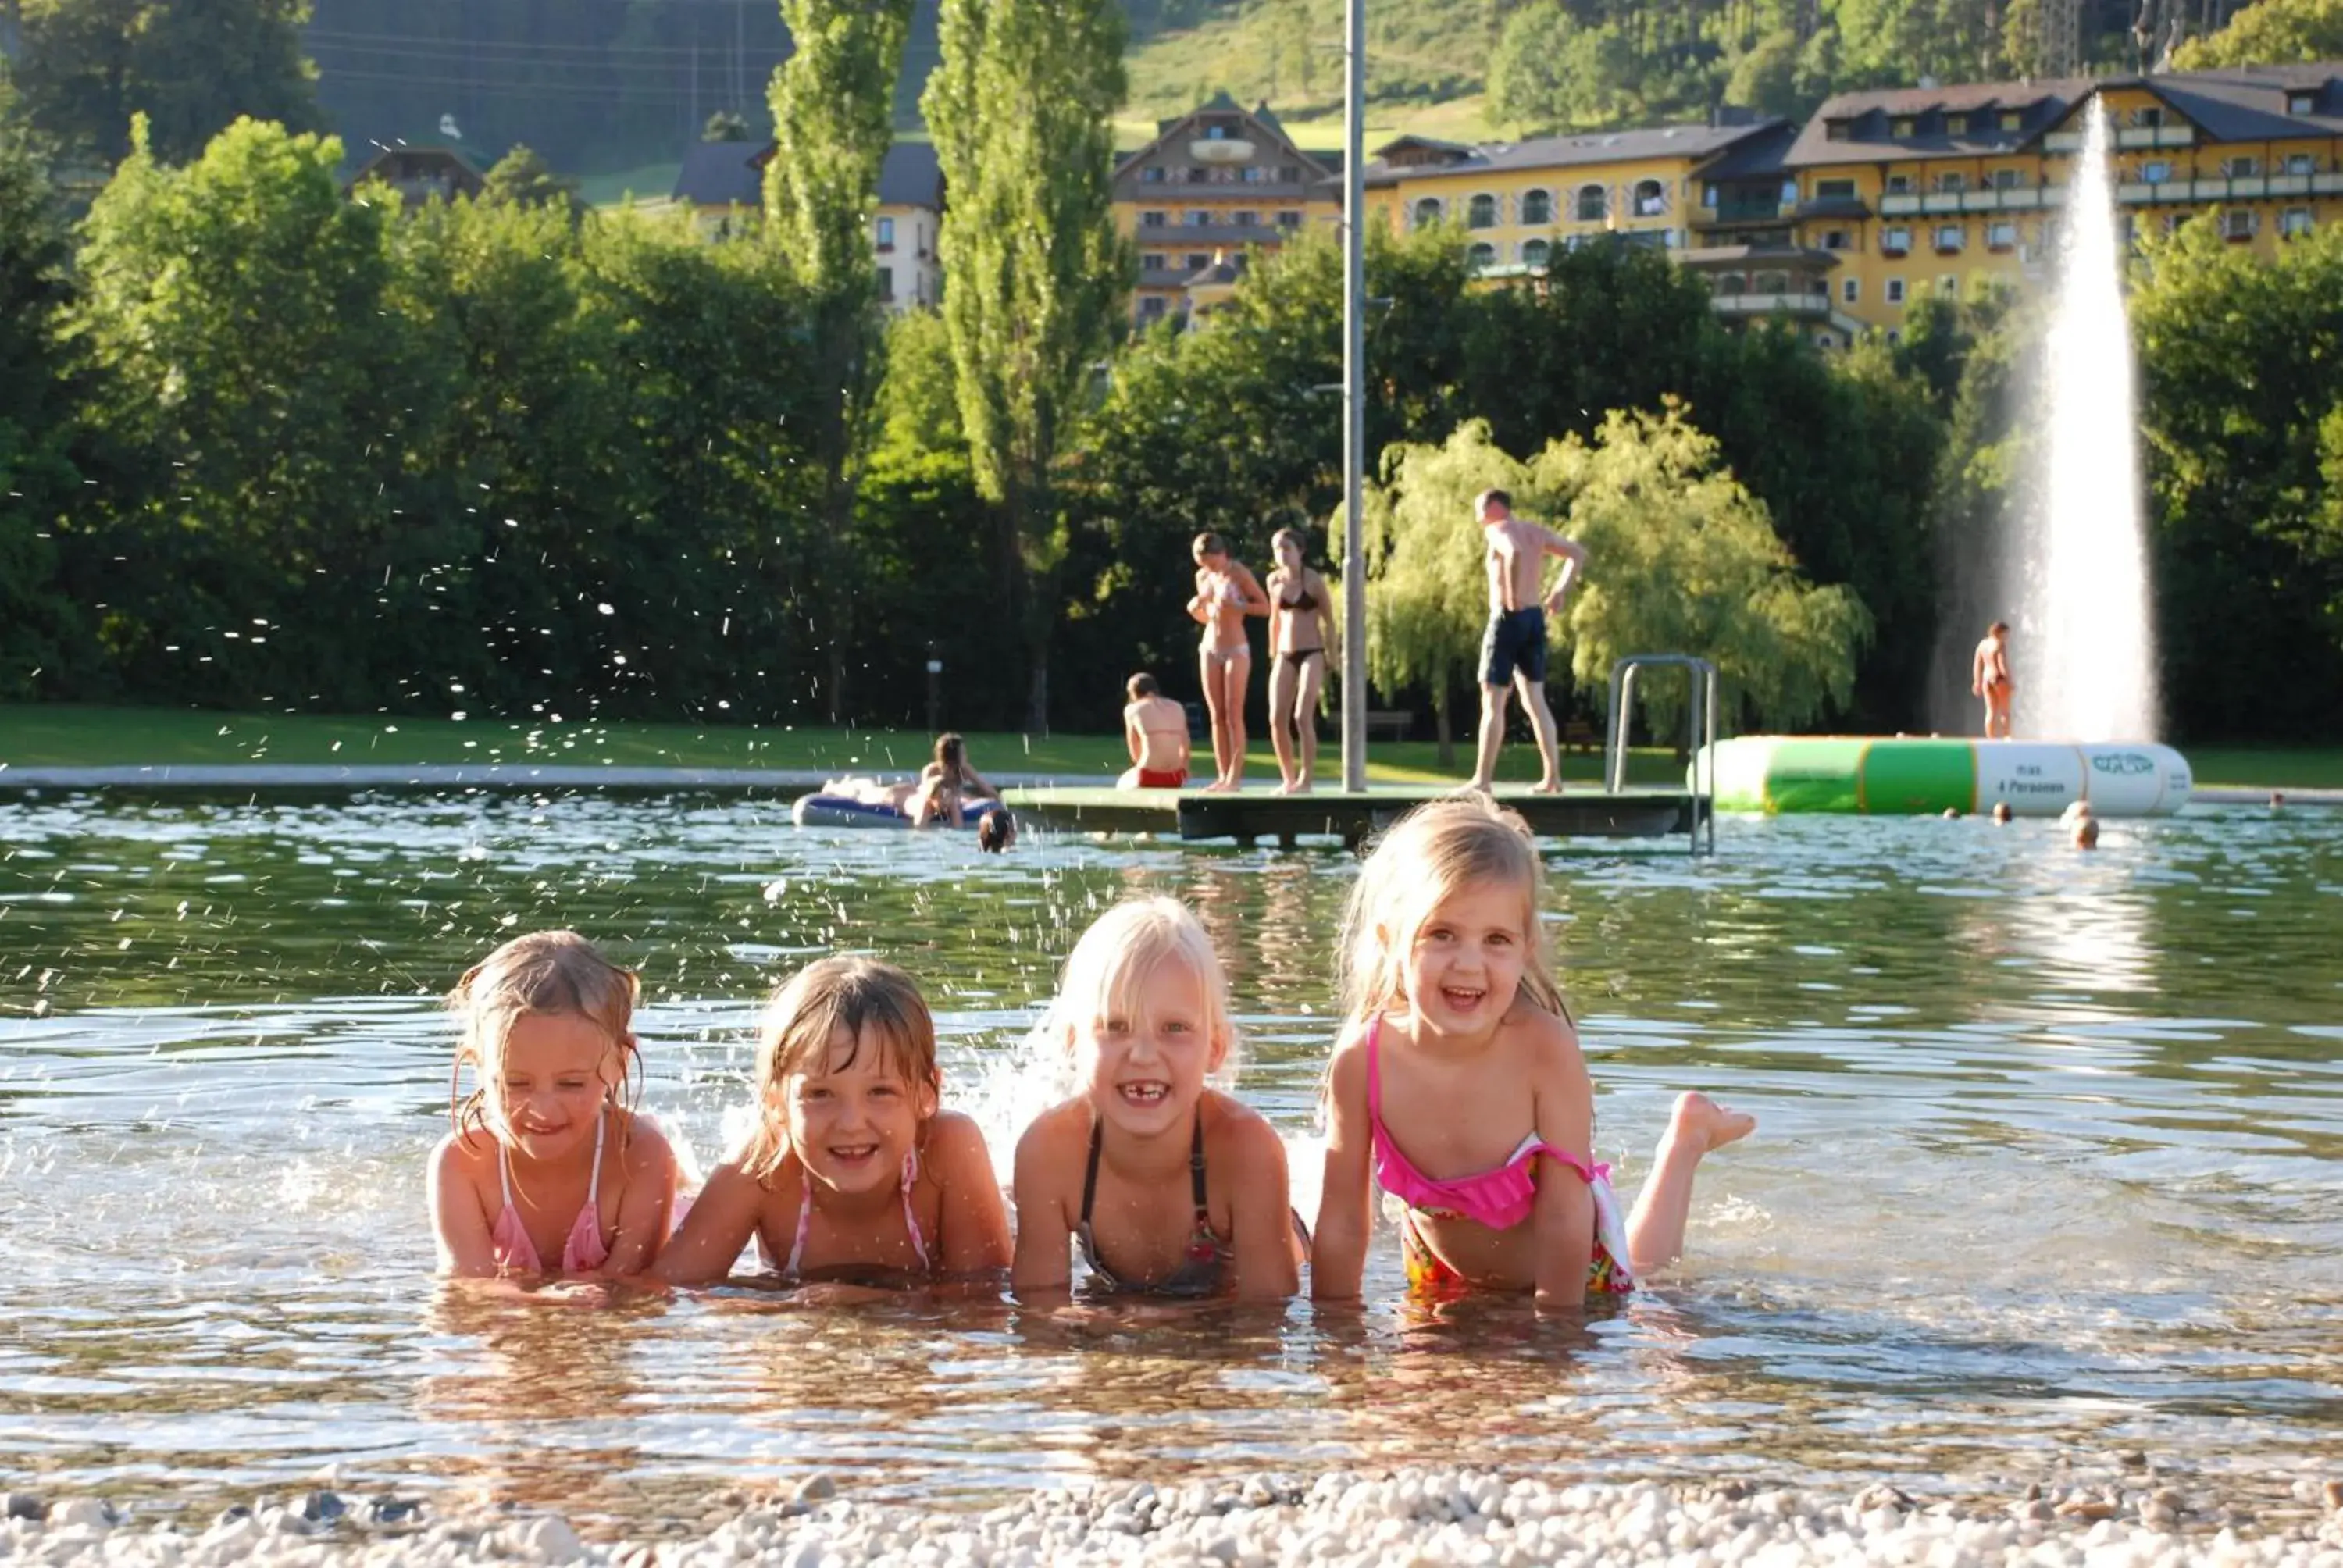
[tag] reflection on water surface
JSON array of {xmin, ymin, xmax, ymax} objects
[{"xmin": 2, "ymin": 795, "xmax": 2340, "ymax": 1519}]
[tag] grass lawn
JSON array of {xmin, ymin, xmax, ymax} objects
[
  {"xmin": 2184, "ymin": 747, "xmax": 2343, "ymax": 790},
  {"xmin": 0, "ymin": 704, "xmax": 1674, "ymax": 786}
]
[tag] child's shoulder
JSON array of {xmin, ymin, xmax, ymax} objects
[
  {"xmin": 1013, "ymin": 1097, "xmax": 1091, "ymax": 1158},
  {"xmin": 1201, "ymin": 1089, "xmax": 1286, "ymax": 1168},
  {"xmin": 431, "ymin": 1125, "xmax": 497, "ymax": 1182},
  {"xmin": 1501, "ymin": 1002, "xmax": 1587, "ymax": 1075},
  {"xmin": 615, "ymin": 1107, "xmax": 678, "ymax": 1179},
  {"xmin": 921, "ymin": 1108, "xmax": 995, "ymax": 1165}
]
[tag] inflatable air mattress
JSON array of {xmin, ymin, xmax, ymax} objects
[{"xmin": 790, "ymin": 794, "xmax": 1009, "ymax": 830}]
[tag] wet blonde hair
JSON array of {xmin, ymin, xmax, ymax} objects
[
  {"xmin": 739, "ymin": 957, "xmax": 940, "ymax": 1185},
  {"xmin": 1047, "ymin": 897, "xmax": 1239, "ymax": 1082},
  {"xmin": 448, "ymin": 929, "xmax": 641, "ymax": 1144},
  {"xmin": 1338, "ymin": 795, "xmax": 1567, "ymax": 1026}
]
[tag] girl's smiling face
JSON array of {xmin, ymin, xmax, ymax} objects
[
  {"xmin": 494, "ymin": 1011, "xmax": 620, "ymax": 1160},
  {"xmin": 784, "ymin": 1024, "xmax": 937, "ymax": 1197},
  {"xmin": 1400, "ymin": 879, "xmax": 1531, "ymax": 1039},
  {"xmin": 1074, "ymin": 953, "xmax": 1224, "ymax": 1139}
]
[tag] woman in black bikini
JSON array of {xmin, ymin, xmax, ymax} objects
[{"xmin": 1265, "ymin": 527, "xmax": 1337, "ymax": 796}]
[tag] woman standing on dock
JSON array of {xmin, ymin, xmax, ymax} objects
[
  {"xmin": 1189, "ymin": 533, "xmax": 1268, "ymax": 793},
  {"xmin": 1265, "ymin": 528, "xmax": 1336, "ymax": 796}
]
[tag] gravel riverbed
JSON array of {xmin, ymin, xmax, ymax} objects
[{"xmin": 8, "ymin": 1468, "xmax": 2343, "ymax": 1566}]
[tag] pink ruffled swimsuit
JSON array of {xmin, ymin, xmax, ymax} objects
[
  {"xmin": 1365, "ymin": 1015, "xmax": 1633, "ymax": 1294},
  {"xmin": 490, "ymin": 1112, "xmax": 611, "ymax": 1275}
]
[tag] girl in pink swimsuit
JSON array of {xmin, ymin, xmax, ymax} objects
[
  {"xmin": 1011, "ymin": 898, "xmax": 1305, "ymax": 1300},
  {"xmin": 430, "ymin": 931, "xmax": 680, "ymax": 1278},
  {"xmin": 654, "ymin": 957, "xmax": 1011, "ymax": 1288},
  {"xmin": 1313, "ymin": 798, "xmax": 1754, "ymax": 1306}
]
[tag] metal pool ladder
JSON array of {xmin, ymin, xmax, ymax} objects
[{"xmin": 1603, "ymin": 654, "xmax": 1720, "ymax": 855}]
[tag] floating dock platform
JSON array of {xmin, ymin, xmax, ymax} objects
[{"xmin": 994, "ymin": 786, "xmax": 1703, "ymax": 846}]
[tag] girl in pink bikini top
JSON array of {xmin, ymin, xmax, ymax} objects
[
  {"xmin": 652, "ymin": 956, "xmax": 1012, "ymax": 1289},
  {"xmin": 430, "ymin": 931, "xmax": 681, "ymax": 1278},
  {"xmin": 1313, "ymin": 797, "xmax": 1635, "ymax": 1304}
]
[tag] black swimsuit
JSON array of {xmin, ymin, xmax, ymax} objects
[
  {"xmin": 1075, "ymin": 1116, "xmax": 1232, "ymax": 1297},
  {"xmin": 1278, "ymin": 581, "xmax": 1325, "ymax": 669}
]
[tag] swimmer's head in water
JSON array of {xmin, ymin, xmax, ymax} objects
[
  {"xmin": 1992, "ymin": 802, "xmax": 2012, "ymax": 823},
  {"xmin": 978, "ymin": 811, "xmax": 1015, "ymax": 853},
  {"xmin": 446, "ymin": 929, "xmax": 640, "ymax": 1143},
  {"xmin": 2071, "ymin": 815, "xmax": 2100, "ymax": 849},
  {"xmin": 1128, "ymin": 672, "xmax": 1159, "ymax": 701},
  {"xmin": 741, "ymin": 956, "xmax": 940, "ymax": 1184}
]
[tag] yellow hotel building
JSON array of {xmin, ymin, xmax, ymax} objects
[{"xmin": 1358, "ymin": 62, "xmax": 2343, "ymax": 340}]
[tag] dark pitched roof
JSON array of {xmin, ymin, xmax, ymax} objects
[
  {"xmin": 1115, "ymin": 98, "xmax": 1339, "ymax": 194},
  {"xmin": 1788, "ymin": 78, "xmax": 2087, "ymax": 166},
  {"xmin": 344, "ymin": 144, "xmax": 487, "ymax": 201},
  {"xmin": 1363, "ymin": 119, "xmax": 1788, "ymax": 187},
  {"xmin": 1695, "ymin": 119, "xmax": 1799, "ymax": 181},
  {"xmin": 672, "ymin": 139, "xmax": 764, "ymax": 206},
  {"xmin": 2131, "ymin": 64, "xmax": 2343, "ymax": 141},
  {"xmin": 877, "ymin": 140, "xmax": 943, "ymax": 208}
]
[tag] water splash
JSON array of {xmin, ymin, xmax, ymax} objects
[{"xmin": 2012, "ymin": 101, "xmax": 2161, "ymax": 741}]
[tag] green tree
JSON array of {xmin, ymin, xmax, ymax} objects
[
  {"xmin": 2172, "ymin": 0, "xmax": 2343, "ymax": 62},
  {"xmin": 0, "ymin": 66, "xmax": 90, "ymax": 698},
  {"xmin": 480, "ymin": 144, "xmax": 579, "ymax": 212},
  {"xmin": 1366, "ymin": 413, "xmax": 1870, "ymax": 743},
  {"xmin": 765, "ymin": 0, "xmax": 916, "ymax": 723},
  {"xmin": 2133, "ymin": 215, "xmax": 2343, "ymax": 736},
  {"xmin": 16, "ymin": 0, "xmax": 319, "ymax": 165},
  {"xmin": 68, "ymin": 115, "xmax": 422, "ymax": 706},
  {"xmin": 1487, "ymin": 5, "xmax": 1646, "ymax": 132},
  {"xmin": 924, "ymin": 0, "xmax": 1129, "ymax": 729}
]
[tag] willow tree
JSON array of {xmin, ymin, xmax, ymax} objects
[
  {"xmin": 923, "ymin": 0, "xmax": 1128, "ymax": 730},
  {"xmin": 764, "ymin": 0, "xmax": 915, "ymax": 723},
  {"xmin": 1362, "ymin": 412, "xmax": 1870, "ymax": 748}
]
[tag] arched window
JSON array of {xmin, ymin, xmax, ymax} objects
[
  {"xmin": 1467, "ymin": 193, "xmax": 1499, "ymax": 229},
  {"xmin": 1717, "ymin": 272, "xmax": 1747, "ymax": 295},
  {"xmin": 1574, "ymin": 183, "xmax": 1607, "ymax": 222},
  {"xmin": 1633, "ymin": 178, "xmax": 1667, "ymax": 216},
  {"xmin": 1412, "ymin": 196, "xmax": 1444, "ymax": 228},
  {"xmin": 1521, "ymin": 188, "xmax": 1552, "ymax": 226},
  {"xmin": 1467, "ymin": 241, "xmax": 1497, "ymax": 272},
  {"xmin": 1521, "ymin": 237, "xmax": 1550, "ymax": 267}
]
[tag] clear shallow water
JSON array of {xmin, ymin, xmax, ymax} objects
[{"xmin": 2, "ymin": 795, "xmax": 2341, "ymax": 1522}]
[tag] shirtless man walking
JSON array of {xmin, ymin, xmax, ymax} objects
[
  {"xmin": 1971, "ymin": 621, "xmax": 2013, "ymax": 739},
  {"xmin": 1468, "ymin": 489, "xmax": 1589, "ymax": 795},
  {"xmin": 1118, "ymin": 673, "xmax": 1193, "ymax": 789}
]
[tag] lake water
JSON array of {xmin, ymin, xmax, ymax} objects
[{"xmin": 2, "ymin": 794, "xmax": 2339, "ymax": 1523}]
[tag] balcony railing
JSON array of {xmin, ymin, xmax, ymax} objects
[
  {"xmin": 2115, "ymin": 173, "xmax": 2343, "ymax": 204},
  {"xmin": 2046, "ymin": 125, "xmax": 2195, "ymax": 152},
  {"xmin": 1710, "ymin": 291, "xmax": 1832, "ymax": 319},
  {"xmin": 1709, "ymin": 198, "xmax": 1782, "ymax": 223}
]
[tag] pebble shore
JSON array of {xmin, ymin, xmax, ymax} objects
[{"xmin": 9, "ymin": 1468, "xmax": 2343, "ymax": 1566}]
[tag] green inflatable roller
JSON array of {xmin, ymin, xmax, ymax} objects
[{"xmin": 1698, "ymin": 737, "xmax": 2193, "ymax": 817}]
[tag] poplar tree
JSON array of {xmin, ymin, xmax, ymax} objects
[
  {"xmin": 764, "ymin": 0, "xmax": 915, "ymax": 724},
  {"xmin": 924, "ymin": 0, "xmax": 1128, "ymax": 730}
]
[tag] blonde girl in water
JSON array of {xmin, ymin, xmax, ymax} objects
[
  {"xmin": 430, "ymin": 931, "xmax": 680, "ymax": 1277},
  {"xmin": 1264, "ymin": 526, "xmax": 1336, "ymax": 796},
  {"xmin": 1013, "ymin": 898, "xmax": 1302, "ymax": 1299},
  {"xmin": 1314, "ymin": 797, "xmax": 1753, "ymax": 1306},
  {"xmin": 1187, "ymin": 532, "xmax": 1269, "ymax": 793},
  {"xmin": 655, "ymin": 957, "xmax": 1011, "ymax": 1285}
]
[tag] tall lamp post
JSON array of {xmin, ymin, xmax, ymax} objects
[{"xmin": 1338, "ymin": 0, "xmax": 1368, "ymax": 793}]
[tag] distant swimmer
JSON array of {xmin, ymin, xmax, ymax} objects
[
  {"xmin": 1118, "ymin": 673, "xmax": 1193, "ymax": 790},
  {"xmin": 1972, "ymin": 621, "xmax": 2013, "ymax": 739},
  {"xmin": 1468, "ymin": 489, "xmax": 1587, "ymax": 796}
]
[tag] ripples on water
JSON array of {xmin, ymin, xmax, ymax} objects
[{"xmin": 2, "ymin": 794, "xmax": 2340, "ymax": 1520}]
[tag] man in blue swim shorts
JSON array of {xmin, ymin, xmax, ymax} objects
[{"xmin": 1469, "ymin": 489, "xmax": 1589, "ymax": 795}]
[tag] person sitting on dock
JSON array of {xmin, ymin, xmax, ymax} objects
[
  {"xmin": 1467, "ymin": 490, "xmax": 1587, "ymax": 796},
  {"xmin": 1118, "ymin": 674, "xmax": 1192, "ymax": 791},
  {"xmin": 1972, "ymin": 622, "xmax": 2014, "ymax": 740}
]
